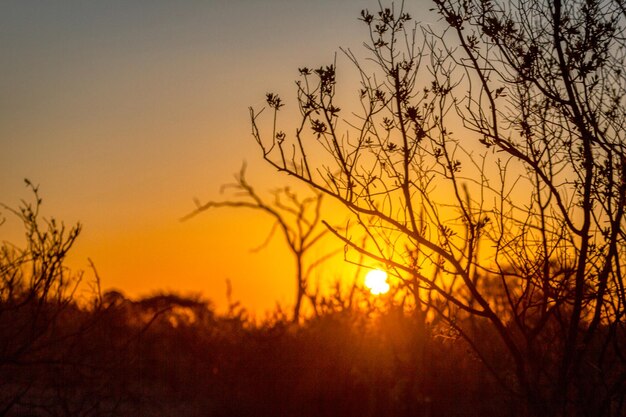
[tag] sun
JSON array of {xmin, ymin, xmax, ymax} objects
[{"xmin": 364, "ymin": 269, "xmax": 390, "ymax": 295}]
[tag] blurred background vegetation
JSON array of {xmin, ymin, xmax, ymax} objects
[{"xmin": 0, "ymin": 184, "xmax": 508, "ymax": 417}]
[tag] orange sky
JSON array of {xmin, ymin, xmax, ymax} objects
[{"xmin": 1, "ymin": 0, "xmax": 440, "ymax": 313}]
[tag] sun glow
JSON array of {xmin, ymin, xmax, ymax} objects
[{"xmin": 364, "ymin": 269, "xmax": 390, "ymax": 295}]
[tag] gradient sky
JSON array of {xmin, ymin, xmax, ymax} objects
[{"xmin": 1, "ymin": 0, "xmax": 436, "ymax": 313}]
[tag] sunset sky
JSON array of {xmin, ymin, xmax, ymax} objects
[{"xmin": 1, "ymin": 0, "xmax": 436, "ymax": 313}]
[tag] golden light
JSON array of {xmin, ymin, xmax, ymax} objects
[{"xmin": 364, "ymin": 269, "xmax": 390, "ymax": 295}]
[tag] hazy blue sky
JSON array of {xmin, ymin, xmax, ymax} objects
[{"xmin": 1, "ymin": 0, "xmax": 437, "ymax": 312}]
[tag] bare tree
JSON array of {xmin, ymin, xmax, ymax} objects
[
  {"xmin": 184, "ymin": 165, "xmax": 335, "ymax": 323},
  {"xmin": 250, "ymin": 1, "xmax": 626, "ymax": 416}
]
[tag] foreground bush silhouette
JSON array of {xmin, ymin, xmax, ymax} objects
[{"xmin": 0, "ymin": 180, "xmax": 90, "ymax": 415}]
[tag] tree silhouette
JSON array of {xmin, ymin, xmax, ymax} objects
[
  {"xmin": 251, "ymin": 1, "xmax": 626, "ymax": 416},
  {"xmin": 184, "ymin": 165, "xmax": 335, "ymax": 323}
]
